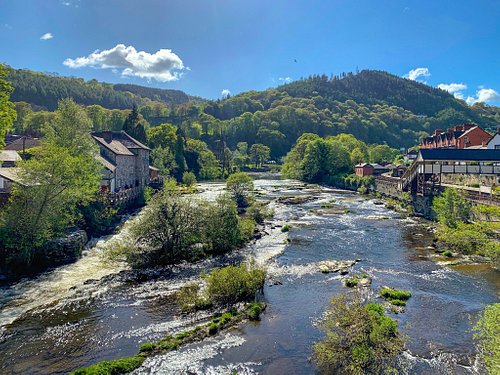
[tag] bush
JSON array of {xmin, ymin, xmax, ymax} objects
[
  {"xmin": 205, "ymin": 264, "xmax": 266, "ymax": 306},
  {"xmin": 176, "ymin": 282, "xmax": 211, "ymax": 312},
  {"xmin": 433, "ymin": 188, "xmax": 470, "ymax": 228},
  {"xmin": 345, "ymin": 277, "xmax": 359, "ymax": 287},
  {"xmin": 281, "ymin": 224, "xmax": 291, "ymax": 232},
  {"xmin": 247, "ymin": 201, "xmax": 273, "ymax": 224},
  {"xmin": 182, "ymin": 171, "xmax": 197, "ymax": 186},
  {"xmin": 380, "ymin": 287, "xmax": 411, "ymax": 301},
  {"xmin": 247, "ymin": 302, "xmax": 264, "ymax": 321},
  {"xmin": 442, "ymin": 250, "xmax": 453, "ymax": 257},
  {"xmin": 474, "ymin": 303, "xmax": 500, "ymax": 373},
  {"xmin": 239, "ymin": 218, "xmax": 257, "ymax": 242},
  {"xmin": 226, "ymin": 172, "xmax": 254, "ymax": 208},
  {"xmin": 313, "ymin": 294, "xmax": 405, "ymax": 374},
  {"xmin": 390, "ymin": 299, "xmax": 406, "ymax": 307}
]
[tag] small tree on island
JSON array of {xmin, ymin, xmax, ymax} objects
[
  {"xmin": 474, "ymin": 303, "xmax": 500, "ymax": 373},
  {"xmin": 433, "ymin": 188, "xmax": 470, "ymax": 228},
  {"xmin": 226, "ymin": 172, "xmax": 254, "ymax": 208},
  {"xmin": 313, "ymin": 293, "xmax": 405, "ymax": 374}
]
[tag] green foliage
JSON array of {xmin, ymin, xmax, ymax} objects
[
  {"xmin": 0, "ymin": 99, "xmax": 101, "ymax": 265},
  {"xmin": 81, "ymin": 193, "xmax": 119, "ymax": 235},
  {"xmin": 176, "ymin": 282, "xmax": 211, "ymax": 312},
  {"xmin": 249, "ymin": 143, "xmax": 271, "ymax": 167},
  {"xmin": 226, "ymin": 172, "xmax": 254, "ymax": 208},
  {"xmin": 281, "ymin": 224, "xmax": 291, "ymax": 232},
  {"xmin": 70, "ymin": 355, "xmax": 145, "ymax": 375},
  {"xmin": 204, "ymin": 194, "xmax": 242, "ymax": 253},
  {"xmin": 442, "ymin": 250, "xmax": 453, "ymax": 258},
  {"xmin": 380, "ymin": 288, "xmax": 412, "ymax": 302},
  {"xmin": 433, "ymin": 188, "xmax": 471, "ymax": 228},
  {"xmin": 344, "ymin": 277, "xmax": 359, "ymax": 287},
  {"xmin": 239, "ymin": 218, "xmax": 257, "ymax": 242},
  {"xmin": 474, "ymin": 303, "xmax": 500, "ymax": 374},
  {"xmin": 247, "ymin": 201, "xmax": 273, "ymax": 224},
  {"xmin": 246, "ymin": 302, "xmax": 265, "ymax": 321},
  {"xmin": 313, "ymin": 294, "xmax": 405, "ymax": 374},
  {"xmin": 205, "ymin": 264, "xmax": 266, "ymax": 306},
  {"xmin": 182, "ymin": 171, "xmax": 197, "ymax": 186},
  {"xmin": 0, "ymin": 64, "xmax": 16, "ymax": 148}
]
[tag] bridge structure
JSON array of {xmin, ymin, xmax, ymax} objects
[{"xmin": 399, "ymin": 149, "xmax": 500, "ymax": 207}]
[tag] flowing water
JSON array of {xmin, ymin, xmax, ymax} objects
[{"xmin": 0, "ymin": 174, "xmax": 498, "ymax": 374}]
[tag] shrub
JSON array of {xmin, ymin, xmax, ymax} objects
[
  {"xmin": 474, "ymin": 303, "xmax": 500, "ymax": 373},
  {"xmin": 208, "ymin": 322, "xmax": 218, "ymax": 335},
  {"xmin": 390, "ymin": 299, "xmax": 406, "ymax": 307},
  {"xmin": 433, "ymin": 188, "xmax": 470, "ymax": 228},
  {"xmin": 313, "ymin": 294, "xmax": 405, "ymax": 374},
  {"xmin": 281, "ymin": 224, "xmax": 291, "ymax": 232},
  {"xmin": 239, "ymin": 218, "xmax": 257, "ymax": 242},
  {"xmin": 247, "ymin": 201, "xmax": 273, "ymax": 224},
  {"xmin": 182, "ymin": 171, "xmax": 197, "ymax": 186},
  {"xmin": 176, "ymin": 282, "xmax": 211, "ymax": 312},
  {"xmin": 345, "ymin": 277, "xmax": 359, "ymax": 288},
  {"xmin": 205, "ymin": 264, "xmax": 266, "ymax": 306},
  {"xmin": 226, "ymin": 172, "xmax": 254, "ymax": 208},
  {"xmin": 247, "ymin": 302, "xmax": 264, "ymax": 321},
  {"xmin": 380, "ymin": 287, "xmax": 411, "ymax": 301},
  {"xmin": 442, "ymin": 250, "xmax": 453, "ymax": 257}
]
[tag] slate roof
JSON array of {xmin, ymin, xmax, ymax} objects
[
  {"xmin": 96, "ymin": 155, "xmax": 116, "ymax": 172},
  {"xmin": 0, "ymin": 168, "xmax": 23, "ymax": 184},
  {"xmin": 418, "ymin": 149, "xmax": 500, "ymax": 162},
  {"xmin": 355, "ymin": 163, "xmax": 373, "ymax": 168},
  {"xmin": 92, "ymin": 131, "xmax": 150, "ymax": 156},
  {"xmin": 4, "ymin": 137, "xmax": 41, "ymax": 151},
  {"xmin": 0, "ymin": 150, "xmax": 22, "ymax": 162}
]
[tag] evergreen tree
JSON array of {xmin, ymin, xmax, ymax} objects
[{"xmin": 173, "ymin": 127, "xmax": 187, "ymax": 181}]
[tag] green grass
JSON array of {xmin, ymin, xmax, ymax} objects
[
  {"xmin": 390, "ymin": 299, "xmax": 406, "ymax": 307},
  {"xmin": 442, "ymin": 250, "xmax": 453, "ymax": 257},
  {"xmin": 71, "ymin": 355, "xmax": 146, "ymax": 375},
  {"xmin": 247, "ymin": 302, "xmax": 265, "ymax": 321},
  {"xmin": 345, "ymin": 277, "xmax": 359, "ymax": 287}
]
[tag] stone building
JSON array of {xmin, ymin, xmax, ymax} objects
[{"xmin": 92, "ymin": 131, "xmax": 151, "ymax": 194}]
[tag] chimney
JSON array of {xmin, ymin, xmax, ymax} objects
[
  {"xmin": 434, "ymin": 129, "xmax": 442, "ymax": 136},
  {"xmin": 102, "ymin": 131, "xmax": 113, "ymax": 143}
]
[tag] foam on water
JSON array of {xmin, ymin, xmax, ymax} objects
[{"xmin": 133, "ymin": 334, "xmax": 248, "ymax": 374}]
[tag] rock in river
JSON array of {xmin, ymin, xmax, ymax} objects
[{"xmin": 318, "ymin": 259, "xmax": 357, "ymax": 273}]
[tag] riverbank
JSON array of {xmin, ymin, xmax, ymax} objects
[{"xmin": 0, "ymin": 175, "xmax": 497, "ymax": 374}]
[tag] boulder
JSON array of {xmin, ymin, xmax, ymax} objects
[
  {"xmin": 318, "ymin": 260, "xmax": 356, "ymax": 273},
  {"xmin": 41, "ymin": 229, "xmax": 88, "ymax": 265}
]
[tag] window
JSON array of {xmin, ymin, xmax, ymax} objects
[{"xmin": 495, "ymin": 145, "xmax": 500, "ymax": 150}]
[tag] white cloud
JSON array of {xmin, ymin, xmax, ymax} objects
[
  {"xmin": 406, "ymin": 67, "xmax": 431, "ymax": 81},
  {"xmin": 437, "ymin": 83, "xmax": 467, "ymax": 100},
  {"xmin": 279, "ymin": 77, "xmax": 292, "ymax": 84},
  {"xmin": 221, "ymin": 89, "xmax": 231, "ymax": 98},
  {"xmin": 466, "ymin": 88, "xmax": 500, "ymax": 105},
  {"xmin": 63, "ymin": 44, "xmax": 186, "ymax": 82},
  {"xmin": 40, "ymin": 32, "xmax": 53, "ymax": 40}
]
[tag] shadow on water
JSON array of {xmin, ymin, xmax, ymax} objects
[{"xmin": 0, "ymin": 175, "xmax": 498, "ymax": 374}]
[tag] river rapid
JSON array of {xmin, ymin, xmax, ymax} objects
[{"xmin": 0, "ymin": 173, "xmax": 498, "ymax": 374}]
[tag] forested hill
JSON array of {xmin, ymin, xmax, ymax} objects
[
  {"xmin": 199, "ymin": 70, "xmax": 499, "ymax": 150},
  {"xmin": 279, "ymin": 70, "xmax": 468, "ymax": 116},
  {"xmin": 5, "ymin": 66, "xmax": 195, "ymax": 111}
]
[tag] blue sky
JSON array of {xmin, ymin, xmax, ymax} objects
[{"xmin": 0, "ymin": 0, "xmax": 499, "ymax": 104}]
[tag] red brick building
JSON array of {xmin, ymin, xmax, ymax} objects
[
  {"xmin": 420, "ymin": 123, "xmax": 492, "ymax": 149},
  {"xmin": 355, "ymin": 163, "xmax": 374, "ymax": 177}
]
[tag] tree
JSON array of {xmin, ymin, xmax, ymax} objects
[
  {"xmin": 182, "ymin": 171, "xmax": 197, "ymax": 186},
  {"xmin": 313, "ymin": 294, "xmax": 405, "ymax": 374},
  {"xmin": 0, "ymin": 99, "xmax": 101, "ymax": 264},
  {"xmin": 249, "ymin": 143, "xmax": 270, "ymax": 167},
  {"xmin": 0, "ymin": 64, "xmax": 16, "ymax": 148},
  {"xmin": 226, "ymin": 172, "xmax": 254, "ymax": 208},
  {"xmin": 433, "ymin": 188, "xmax": 471, "ymax": 228},
  {"xmin": 204, "ymin": 194, "xmax": 242, "ymax": 253},
  {"xmin": 474, "ymin": 303, "xmax": 500, "ymax": 374},
  {"xmin": 13, "ymin": 101, "xmax": 32, "ymax": 134},
  {"xmin": 173, "ymin": 127, "xmax": 187, "ymax": 181},
  {"xmin": 233, "ymin": 142, "xmax": 249, "ymax": 169},
  {"xmin": 151, "ymin": 146, "xmax": 177, "ymax": 176}
]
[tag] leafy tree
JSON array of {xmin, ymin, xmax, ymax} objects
[
  {"xmin": 13, "ymin": 101, "xmax": 32, "ymax": 134},
  {"xmin": 226, "ymin": 172, "xmax": 254, "ymax": 208},
  {"xmin": 368, "ymin": 144, "xmax": 399, "ymax": 164},
  {"xmin": 249, "ymin": 143, "xmax": 271, "ymax": 167},
  {"xmin": 313, "ymin": 294, "xmax": 405, "ymax": 374},
  {"xmin": 233, "ymin": 142, "xmax": 249, "ymax": 169},
  {"xmin": 0, "ymin": 64, "xmax": 16, "ymax": 147},
  {"xmin": 204, "ymin": 194, "xmax": 241, "ymax": 253},
  {"xmin": 433, "ymin": 188, "xmax": 471, "ymax": 228},
  {"xmin": 123, "ymin": 106, "xmax": 147, "ymax": 143},
  {"xmin": 182, "ymin": 171, "xmax": 197, "ymax": 186},
  {"xmin": 151, "ymin": 146, "xmax": 176, "ymax": 176},
  {"xmin": 0, "ymin": 99, "xmax": 101, "ymax": 264},
  {"xmin": 474, "ymin": 303, "xmax": 500, "ymax": 374},
  {"xmin": 173, "ymin": 127, "xmax": 187, "ymax": 181}
]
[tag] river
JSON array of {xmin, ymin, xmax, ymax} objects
[{"xmin": 0, "ymin": 174, "xmax": 498, "ymax": 374}]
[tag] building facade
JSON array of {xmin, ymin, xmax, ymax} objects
[
  {"xmin": 420, "ymin": 123, "xmax": 492, "ymax": 149},
  {"xmin": 92, "ymin": 131, "xmax": 151, "ymax": 193}
]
